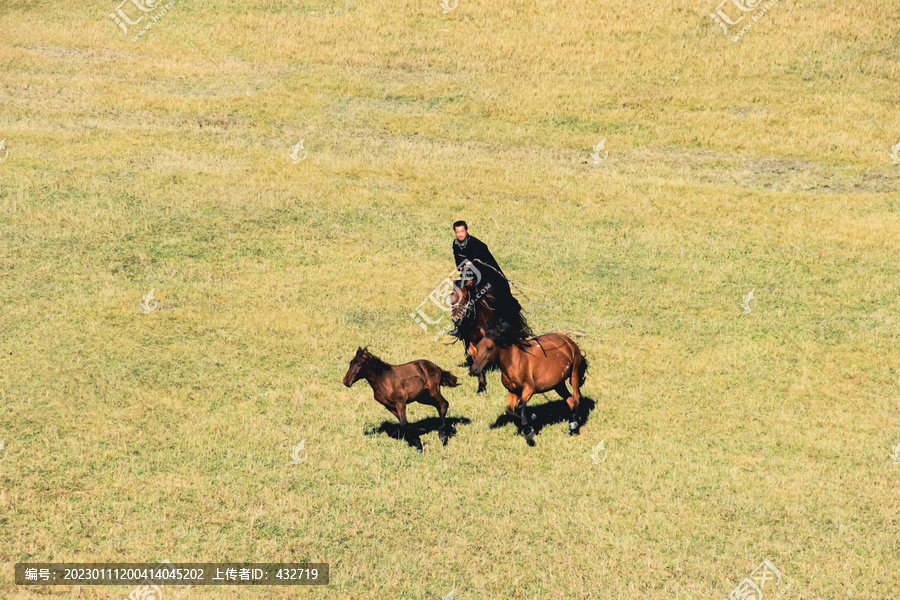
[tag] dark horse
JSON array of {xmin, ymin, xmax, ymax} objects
[
  {"xmin": 343, "ymin": 346, "xmax": 459, "ymax": 452},
  {"xmin": 450, "ymin": 274, "xmax": 532, "ymax": 395},
  {"xmin": 470, "ymin": 325, "xmax": 587, "ymax": 444}
]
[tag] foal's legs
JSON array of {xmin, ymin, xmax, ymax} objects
[
  {"xmin": 395, "ymin": 403, "xmax": 423, "ymax": 453},
  {"xmin": 421, "ymin": 385, "xmax": 451, "ymax": 446},
  {"xmin": 433, "ymin": 392, "xmax": 450, "ymax": 445}
]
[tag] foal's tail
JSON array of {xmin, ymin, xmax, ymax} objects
[
  {"xmin": 439, "ymin": 369, "xmax": 461, "ymax": 388},
  {"xmin": 577, "ymin": 353, "xmax": 588, "ymax": 387}
]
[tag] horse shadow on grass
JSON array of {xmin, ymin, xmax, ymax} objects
[
  {"xmin": 365, "ymin": 416, "xmax": 472, "ymax": 450},
  {"xmin": 489, "ymin": 395, "xmax": 597, "ymax": 443}
]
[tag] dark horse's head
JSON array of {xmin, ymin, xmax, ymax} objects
[
  {"xmin": 343, "ymin": 346, "xmax": 390, "ymax": 387},
  {"xmin": 450, "ymin": 275, "xmax": 532, "ymax": 345},
  {"xmin": 450, "ymin": 277, "xmax": 477, "ymax": 327}
]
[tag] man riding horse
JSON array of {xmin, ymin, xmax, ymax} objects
[
  {"xmin": 448, "ymin": 221, "xmax": 531, "ymax": 393},
  {"xmin": 449, "ymin": 220, "xmax": 523, "ymax": 334},
  {"xmin": 451, "ymin": 221, "xmax": 511, "ymax": 307}
]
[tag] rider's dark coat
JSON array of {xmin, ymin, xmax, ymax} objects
[{"xmin": 452, "ymin": 234, "xmax": 511, "ymax": 298}]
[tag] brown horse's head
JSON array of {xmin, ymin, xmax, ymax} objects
[
  {"xmin": 470, "ymin": 335, "xmax": 500, "ymax": 376},
  {"xmin": 343, "ymin": 346, "xmax": 370, "ymax": 387}
]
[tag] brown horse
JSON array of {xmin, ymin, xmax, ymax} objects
[
  {"xmin": 343, "ymin": 346, "xmax": 459, "ymax": 452},
  {"xmin": 450, "ymin": 276, "xmax": 532, "ymax": 395},
  {"xmin": 470, "ymin": 327, "xmax": 587, "ymax": 443}
]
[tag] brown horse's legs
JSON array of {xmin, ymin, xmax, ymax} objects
[
  {"xmin": 517, "ymin": 387, "xmax": 535, "ymax": 443},
  {"xmin": 468, "ymin": 343, "xmax": 487, "ymax": 396},
  {"xmin": 506, "ymin": 391, "xmax": 520, "ymax": 416},
  {"xmin": 568, "ymin": 357, "xmax": 582, "ymax": 435},
  {"xmin": 553, "ymin": 381, "xmax": 578, "ymax": 434},
  {"xmin": 516, "ymin": 403, "xmax": 532, "ymax": 442},
  {"xmin": 505, "ymin": 392, "xmax": 526, "ymax": 436},
  {"xmin": 477, "ymin": 372, "xmax": 487, "ymax": 395},
  {"xmin": 396, "ymin": 403, "xmax": 423, "ymax": 453}
]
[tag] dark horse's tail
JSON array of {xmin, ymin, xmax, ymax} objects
[
  {"xmin": 577, "ymin": 353, "xmax": 588, "ymax": 387},
  {"xmin": 440, "ymin": 369, "xmax": 460, "ymax": 388}
]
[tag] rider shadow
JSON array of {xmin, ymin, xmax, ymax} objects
[
  {"xmin": 489, "ymin": 395, "xmax": 597, "ymax": 443},
  {"xmin": 365, "ymin": 416, "xmax": 472, "ymax": 450}
]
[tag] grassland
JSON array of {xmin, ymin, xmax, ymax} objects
[{"xmin": 1, "ymin": 0, "xmax": 899, "ymax": 598}]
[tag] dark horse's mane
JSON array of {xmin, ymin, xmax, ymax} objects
[
  {"xmin": 453, "ymin": 284, "xmax": 532, "ymax": 345},
  {"xmin": 362, "ymin": 349, "xmax": 391, "ymax": 374},
  {"xmin": 485, "ymin": 288, "xmax": 532, "ymax": 340},
  {"xmin": 484, "ymin": 321, "xmax": 534, "ymax": 350}
]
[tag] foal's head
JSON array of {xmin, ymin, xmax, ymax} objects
[
  {"xmin": 343, "ymin": 346, "xmax": 389, "ymax": 387},
  {"xmin": 343, "ymin": 347, "xmax": 371, "ymax": 387}
]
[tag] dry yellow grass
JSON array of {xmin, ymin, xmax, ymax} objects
[{"xmin": 1, "ymin": 0, "xmax": 898, "ymax": 598}]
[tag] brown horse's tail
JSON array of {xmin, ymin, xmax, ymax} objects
[
  {"xmin": 577, "ymin": 353, "xmax": 588, "ymax": 387},
  {"xmin": 440, "ymin": 369, "xmax": 461, "ymax": 388}
]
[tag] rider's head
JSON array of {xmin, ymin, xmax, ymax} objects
[{"xmin": 453, "ymin": 220, "xmax": 468, "ymax": 242}]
